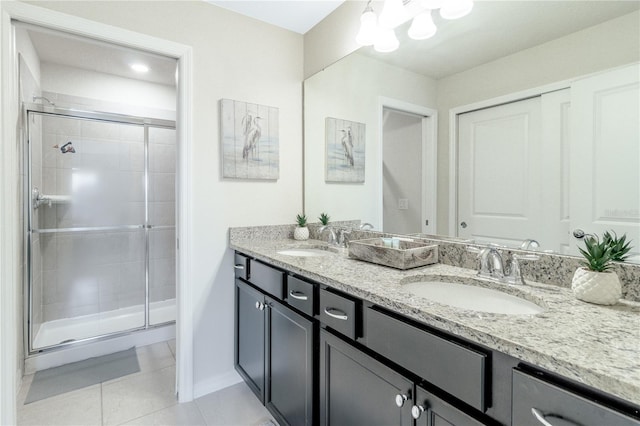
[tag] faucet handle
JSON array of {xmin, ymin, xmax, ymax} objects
[{"xmin": 505, "ymin": 253, "xmax": 539, "ymax": 285}]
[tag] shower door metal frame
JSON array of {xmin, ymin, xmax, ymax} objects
[{"xmin": 24, "ymin": 103, "xmax": 176, "ymax": 356}]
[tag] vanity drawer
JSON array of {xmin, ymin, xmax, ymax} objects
[
  {"xmin": 319, "ymin": 288, "xmax": 360, "ymax": 340},
  {"xmin": 234, "ymin": 252, "xmax": 249, "ymax": 280},
  {"xmin": 366, "ymin": 306, "xmax": 487, "ymax": 411},
  {"xmin": 250, "ymin": 259, "xmax": 284, "ymax": 299},
  {"xmin": 512, "ymin": 369, "xmax": 640, "ymax": 426},
  {"xmin": 286, "ymin": 275, "xmax": 315, "ymax": 316}
]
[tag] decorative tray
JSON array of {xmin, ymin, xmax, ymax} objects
[{"xmin": 348, "ymin": 238, "xmax": 438, "ymax": 270}]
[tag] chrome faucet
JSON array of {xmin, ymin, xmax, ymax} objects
[
  {"xmin": 504, "ymin": 253, "xmax": 539, "ymax": 285},
  {"xmin": 319, "ymin": 226, "xmax": 350, "ymax": 248},
  {"xmin": 520, "ymin": 239, "xmax": 540, "ymax": 250},
  {"xmin": 337, "ymin": 229, "xmax": 351, "ymax": 248},
  {"xmin": 318, "ymin": 225, "xmax": 338, "ymax": 246},
  {"xmin": 468, "ymin": 246, "xmax": 538, "ymax": 285},
  {"xmin": 478, "ymin": 248, "xmax": 504, "ymax": 280},
  {"xmin": 359, "ymin": 222, "xmax": 374, "ymax": 230}
]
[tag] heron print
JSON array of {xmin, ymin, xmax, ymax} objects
[
  {"xmin": 221, "ymin": 99, "xmax": 279, "ymax": 180},
  {"xmin": 325, "ymin": 117, "xmax": 365, "ymax": 183}
]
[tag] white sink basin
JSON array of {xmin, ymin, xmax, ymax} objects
[
  {"xmin": 401, "ymin": 281, "xmax": 544, "ymax": 315},
  {"xmin": 277, "ymin": 248, "xmax": 331, "ymax": 257}
]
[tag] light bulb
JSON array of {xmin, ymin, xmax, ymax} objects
[
  {"xmin": 374, "ymin": 27, "xmax": 399, "ymax": 53},
  {"xmin": 440, "ymin": 0, "xmax": 474, "ymax": 19},
  {"xmin": 408, "ymin": 10, "xmax": 437, "ymax": 40},
  {"xmin": 379, "ymin": 0, "xmax": 409, "ymax": 29},
  {"xmin": 356, "ymin": 8, "xmax": 378, "ymax": 46},
  {"xmin": 131, "ymin": 63, "xmax": 149, "ymax": 73}
]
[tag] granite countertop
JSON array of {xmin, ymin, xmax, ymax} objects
[{"xmin": 229, "ymin": 237, "xmax": 640, "ymax": 406}]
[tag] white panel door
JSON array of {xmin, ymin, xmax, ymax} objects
[
  {"xmin": 458, "ymin": 97, "xmax": 543, "ymax": 247},
  {"xmin": 540, "ymin": 89, "xmax": 572, "ymax": 254},
  {"xmin": 570, "ymin": 63, "xmax": 640, "ymax": 260}
]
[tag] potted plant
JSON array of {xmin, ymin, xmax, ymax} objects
[
  {"xmin": 319, "ymin": 212, "xmax": 330, "ymax": 226},
  {"xmin": 603, "ymin": 230, "xmax": 632, "ymax": 262},
  {"xmin": 294, "ymin": 213, "xmax": 309, "ymax": 241},
  {"xmin": 572, "ymin": 235, "xmax": 621, "ymax": 305}
]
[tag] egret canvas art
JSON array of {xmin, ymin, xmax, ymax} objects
[
  {"xmin": 325, "ymin": 117, "xmax": 365, "ymax": 183},
  {"xmin": 221, "ymin": 99, "xmax": 279, "ymax": 180}
]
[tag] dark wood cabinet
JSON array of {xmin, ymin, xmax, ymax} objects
[
  {"xmin": 235, "ymin": 279, "xmax": 266, "ymax": 402},
  {"xmin": 234, "ymin": 251, "xmax": 640, "ymax": 426},
  {"xmin": 234, "ymin": 259, "xmax": 316, "ymax": 426},
  {"xmin": 266, "ymin": 297, "xmax": 316, "ymax": 426},
  {"xmin": 412, "ymin": 385, "xmax": 488, "ymax": 426},
  {"xmin": 512, "ymin": 369, "xmax": 640, "ymax": 426},
  {"xmin": 320, "ymin": 329, "xmax": 413, "ymax": 426}
]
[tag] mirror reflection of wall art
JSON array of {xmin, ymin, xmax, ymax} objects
[
  {"xmin": 220, "ymin": 99, "xmax": 279, "ymax": 180},
  {"xmin": 325, "ymin": 117, "xmax": 365, "ymax": 183}
]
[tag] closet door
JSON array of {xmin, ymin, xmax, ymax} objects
[
  {"xmin": 570, "ymin": 63, "xmax": 640, "ymax": 261},
  {"xmin": 457, "ymin": 97, "xmax": 543, "ymax": 247}
]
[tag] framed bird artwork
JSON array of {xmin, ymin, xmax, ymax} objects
[
  {"xmin": 325, "ymin": 117, "xmax": 365, "ymax": 183},
  {"xmin": 220, "ymin": 98, "xmax": 279, "ymax": 180}
]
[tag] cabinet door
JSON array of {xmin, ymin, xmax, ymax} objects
[
  {"xmin": 266, "ymin": 298, "xmax": 315, "ymax": 426},
  {"xmin": 320, "ymin": 330, "xmax": 413, "ymax": 426},
  {"xmin": 412, "ymin": 386, "xmax": 488, "ymax": 426},
  {"xmin": 235, "ymin": 279, "xmax": 266, "ymax": 403}
]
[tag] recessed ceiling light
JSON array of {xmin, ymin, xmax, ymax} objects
[{"xmin": 131, "ymin": 63, "xmax": 149, "ymax": 73}]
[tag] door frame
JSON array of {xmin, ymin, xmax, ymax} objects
[
  {"xmin": 0, "ymin": 3, "xmax": 194, "ymax": 423},
  {"xmin": 447, "ymin": 81, "xmax": 570, "ymax": 237},
  {"xmin": 378, "ymin": 97, "xmax": 437, "ymax": 234}
]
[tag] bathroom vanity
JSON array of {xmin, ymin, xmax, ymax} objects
[{"xmin": 230, "ymin": 227, "xmax": 640, "ymax": 426}]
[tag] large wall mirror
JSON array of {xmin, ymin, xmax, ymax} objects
[{"xmin": 304, "ymin": 1, "xmax": 640, "ymax": 262}]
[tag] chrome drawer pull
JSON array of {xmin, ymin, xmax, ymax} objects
[
  {"xmin": 234, "ymin": 264, "xmax": 245, "ymax": 270},
  {"xmin": 289, "ymin": 290, "xmax": 308, "ymax": 301},
  {"xmin": 531, "ymin": 408, "xmax": 554, "ymax": 426},
  {"xmin": 324, "ymin": 307, "xmax": 348, "ymax": 320},
  {"xmin": 531, "ymin": 408, "xmax": 580, "ymax": 426}
]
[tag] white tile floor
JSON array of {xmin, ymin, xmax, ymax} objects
[{"xmin": 17, "ymin": 341, "xmax": 278, "ymax": 426}]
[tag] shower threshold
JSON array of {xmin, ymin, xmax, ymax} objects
[{"xmin": 32, "ymin": 299, "xmax": 176, "ymax": 350}]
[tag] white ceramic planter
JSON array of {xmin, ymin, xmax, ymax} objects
[
  {"xmin": 294, "ymin": 226, "xmax": 309, "ymax": 241},
  {"xmin": 571, "ymin": 267, "xmax": 621, "ymax": 305}
]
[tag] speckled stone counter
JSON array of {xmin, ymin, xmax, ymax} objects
[{"xmin": 229, "ymin": 234, "xmax": 640, "ymax": 406}]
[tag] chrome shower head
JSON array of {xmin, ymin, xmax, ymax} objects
[{"xmin": 60, "ymin": 141, "xmax": 75, "ymax": 154}]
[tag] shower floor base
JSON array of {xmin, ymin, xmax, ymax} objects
[{"xmin": 33, "ymin": 299, "xmax": 176, "ymax": 350}]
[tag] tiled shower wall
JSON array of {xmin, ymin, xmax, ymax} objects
[{"xmin": 34, "ymin": 113, "xmax": 175, "ymax": 322}]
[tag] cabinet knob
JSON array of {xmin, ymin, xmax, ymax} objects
[
  {"xmin": 395, "ymin": 394, "xmax": 408, "ymax": 407},
  {"xmin": 233, "ymin": 264, "xmax": 245, "ymax": 270},
  {"xmin": 411, "ymin": 405, "xmax": 425, "ymax": 420},
  {"xmin": 255, "ymin": 301, "xmax": 265, "ymax": 311}
]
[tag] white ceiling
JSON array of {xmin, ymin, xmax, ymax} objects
[
  {"xmin": 23, "ymin": 1, "xmax": 640, "ymax": 85},
  {"xmin": 205, "ymin": 0, "xmax": 345, "ymax": 34},
  {"xmin": 27, "ymin": 28, "xmax": 177, "ymax": 86}
]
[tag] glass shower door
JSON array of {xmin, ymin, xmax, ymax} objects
[
  {"xmin": 29, "ymin": 112, "xmax": 147, "ymax": 351},
  {"xmin": 148, "ymin": 126, "xmax": 177, "ymax": 326}
]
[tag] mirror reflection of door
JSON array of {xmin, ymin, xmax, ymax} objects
[
  {"xmin": 570, "ymin": 64, "xmax": 640, "ymax": 261},
  {"xmin": 457, "ymin": 90, "xmax": 571, "ymax": 251},
  {"xmin": 382, "ymin": 108, "xmax": 425, "ymax": 234}
]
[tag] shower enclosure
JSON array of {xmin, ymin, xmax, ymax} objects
[{"xmin": 24, "ymin": 103, "xmax": 177, "ymax": 354}]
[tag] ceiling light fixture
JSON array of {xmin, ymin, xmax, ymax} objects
[
  {"xmin": 131, "ymin": 63, "xmax": 149, "ymax": 73},
  {"xmin": 356, "ymin": 0, "xmax": 473, "ymax": 53}
]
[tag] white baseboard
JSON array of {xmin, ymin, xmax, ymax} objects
[{"xmin": 193, "ymin": 370, "xmax": 242, "ymax": 399}]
